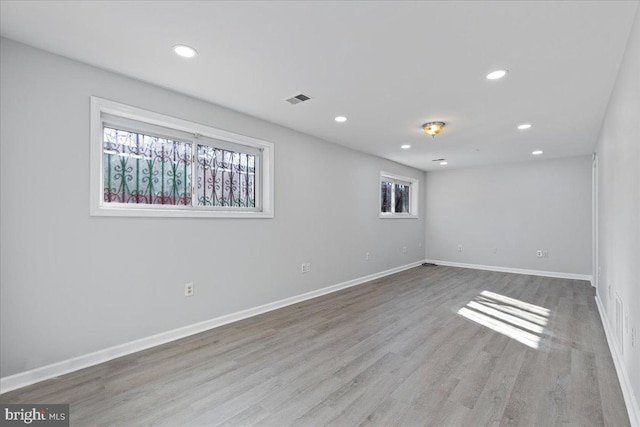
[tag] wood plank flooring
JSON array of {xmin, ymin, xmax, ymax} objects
[{"xmin": 0, "ymin": 266, "xmax": 630, "ymax": 426}]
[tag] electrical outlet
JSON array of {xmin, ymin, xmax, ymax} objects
[
  {"xmin": 301, "ymin": 263, "xmax": 311, "ymax": 273},
  {"xmin": 184, "ymin": 283, "xmax": 194, "ymax": 297},
  {"xmin": 536, "ymin": 250, "xmax": 543, "ymax": 258},
  {"xmin": 402, "ymin": 246, "xmax": 407, "ymax": 254},
  {"xmin": 457, "ymin": 244, "xmax": 463, "ymax": 252},
  {"xmin": 365, "ymin": 252, "xmax": 371, "ymax": 260},
  {"xmin": 542, "ymin": 250, "xmax": 548, "ymax": 258}
]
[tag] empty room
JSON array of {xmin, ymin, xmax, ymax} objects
[{"xmin": 1, "ymin": 1, "xmax": 638, "ymax": 426}]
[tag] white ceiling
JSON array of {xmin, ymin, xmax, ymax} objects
[{"xmin": 1, "ymin": 1, "xmax": 637, "ymax": 171}]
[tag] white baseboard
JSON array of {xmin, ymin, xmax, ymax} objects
[
  {"xmin": 0, "ymin": 260, "xmax": 423, "ymax": 394},
  {"xmin": 424, "ymin": 259, "xmax": 592, "ymax": 282},
  {"xmin": 595, "ymin": 295, "xmax": 640, "ymax": 427}
]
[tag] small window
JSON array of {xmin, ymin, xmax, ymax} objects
[
  {"xmin": 91, "ymin": 97, "xmax": 274, "ymax": 218},
  {"xmin": 380, "ymin": 172, "xmax": 418, "ymax": 218}
]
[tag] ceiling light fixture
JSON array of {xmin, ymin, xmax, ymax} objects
[
  {"xmin": 401, "ymin": 144, "xmax": 411, "ymax": 149},
  {"xmin": 423, "ymin": 122, "xmax": 446, "ymax": 137},
  {"xmin": 335, "ymin": 116, "xmax": 347, "ymax": 123},
  {"xmin": 173, "ymin": 44, "xmax": 197, "ymax": 58},
  {"xmin": 532, "ymin": 150, "xmax": 543, "ymax": 155},
  {"xmin": 440, "ymin": 161, "xmax": 448, "ymax": 165},
  {"xmin": 518, "ymin": 123, "xmax": 532, "ymax": 130},
  {"xmin": 486, "ymin": 69, "xmax": 508, "ymax": 80}
]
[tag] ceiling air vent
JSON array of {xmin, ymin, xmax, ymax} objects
[{"xmin": 285, "ymin": 94, "xmax": 311, "ymax": 105}]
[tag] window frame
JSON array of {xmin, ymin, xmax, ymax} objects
[
  {"xmin": 379, "ymin": 171, "xmax": 419, "ymax": 219},
  {"xmin": 90, "ymin": 97, "xmax": 274, "ymax": 218}
]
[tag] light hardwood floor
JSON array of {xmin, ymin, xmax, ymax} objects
[{"xmin": 0, "ymin": 266, "xmax": 630, "ymax": 426}]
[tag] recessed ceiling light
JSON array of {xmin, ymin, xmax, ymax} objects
[
  {"xmin": 532, "ymin": 150, "xmax": 543, "ymax": 155},
  {"xmin": 335, "ymin": 116, "xmax": 347, "ymax": 123},
  {"xmin": 518, "ymin": 123, "xmax": 532, "ymax": 130},
  {"xmin": 440, "ymin": 161, "xmax": 448, "ymax": 165},
  {"xmin": 173, "ymin": 45, "xmax": 197, "ymax": 58},
  {"xmin": 401, "ymin": 144, "xmax": 411, "ymax": 149},
  {"xmin": 486, "ymin": 69, "xmax": 508, "ymax": 80}
]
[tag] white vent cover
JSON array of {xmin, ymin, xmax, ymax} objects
[{"xmin": 285, "ymin": 94, "xmax": 311, "ymax": 105}]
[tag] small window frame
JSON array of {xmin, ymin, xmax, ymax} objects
[
  {"xmin": 90, "ymin": 97, "xmax": 274, "ymax": 218},
  {"xmin": 379, "ymin": 171, "xmax": 419, "ymax": 219}
]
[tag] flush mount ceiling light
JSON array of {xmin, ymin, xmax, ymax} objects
[
  {"xmin": 486, "ymin": 69, "xmax": 508, "ymax": 80},
  {"xmin": 532, "ymin": 150, "xmax": 543, "ymax": 155},
  {"xmin": 401, "ymin": 144, "xmax": 411, "ymax": 149},
  {"xmin": 173, "ymin": 44, "xmax": 197, "ymax": 58},
  {"xmin": 423, "ymin": 122, "xmax": 446, "ymax": 137},
  {"xmin": 518, "ymin": 123, "xmax": 532, "ymax": 130},
  {"xmin": 334, "ymin": 116, "xmax": 347, "ymax": 123},
  {"xmin": 440, "ymin": 161, "xmax": 448, "ymax": 165}
]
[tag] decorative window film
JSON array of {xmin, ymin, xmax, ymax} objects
[
  {"xmin": 103, "ymin": 127, "xmax": 192, "ymax": 205},
  {"xmin": 380, "ymin": 172, "xmax": 419, "ymax": 218},
  {"xmin": 196, "ymin": 146, "xmax": 255, "ymax": 208},
  {"xmin": 91, "ymin": 97, "xmax": 274, "ymax": 218}
]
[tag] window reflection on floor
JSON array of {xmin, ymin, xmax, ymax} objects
[{"xmin": 457, "ymin": 290, "xmax": 551, "ymax": 350}]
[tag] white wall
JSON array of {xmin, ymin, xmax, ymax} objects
[
  {"xmin": 595, "ymin": 6, "xmax": 640, "ymax": 416},
  {"xmin": 0, "ymin": 38, "xmax": 426, "ymax": 378},
  {"xmin": 425, "ymin": 156, "xmax": 592, "ymax": 275}
]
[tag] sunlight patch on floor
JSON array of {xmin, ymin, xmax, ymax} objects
[
  {"xmin": 474, "ymin": 296, "xmax": 548, "ymax": 327},
  {"xmin": 466, "ymin": 301, "xmax": 545, "ymax": 334},
  {"xmin": 457, "ymin": 290, "xmax": 551, "ymax": 350},
  {"xmin": 480, "ymin": 290, "xmax": 550, "ymax": 317}
]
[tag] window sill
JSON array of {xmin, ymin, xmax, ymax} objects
[
  {"xmin": 91, "ymin": 205, "xmax": 274, "ymax": 218},
  {"xmin": 379, "ymin": 214, "xmax": 419, "ymax": 219}
]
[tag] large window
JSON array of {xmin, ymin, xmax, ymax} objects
[
  {"xmin": 91, "ymin": 97, "xmax": 274, "ymax": 217},
  {"xmin": 380, "ymin": 172, "xmax": 419, "ymax": 218}
]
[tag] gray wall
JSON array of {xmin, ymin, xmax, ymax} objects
[
  {"xmin": 595, "ymin": 6, "xmax": 640, "ymax": 408},
  {"xmin": 0, "ymin": 38, "xmax": 426, "ymax": 377},
  {"xmin": 424, "ymin": 156, "xmax": 592, "ymax": 275}
]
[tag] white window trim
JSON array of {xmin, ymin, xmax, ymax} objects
[
  {"xmin": 379, "ymin": 171, "xmax": 419, "ymax": 219},
  {"xmin": 90, "ymin": 96, "xmax": 274, "ymax": 218}
]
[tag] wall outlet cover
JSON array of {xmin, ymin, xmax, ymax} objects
[{"xmin": 184, "ymin": 283, "xmax": 194, "ymax": 297}]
